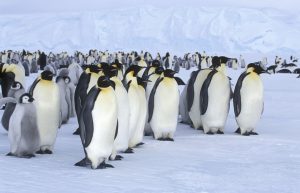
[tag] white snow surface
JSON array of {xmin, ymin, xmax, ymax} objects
[
  {"xmin": 0, "ymin": 1, "xmax": 299, "ymax": 55},
  {"xmin": 0, "ymin": 67, "xmax": 300, "ymax": 193}
]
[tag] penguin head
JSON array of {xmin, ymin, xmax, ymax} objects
[
  {"xmin": 19, "ymin": 93, "xmax": 34, "ymax": 104},
  {"xmin": 11, "ymin": 82, "xmax": 23, "ymax": 90},
  {"xmin": 88, "ymin": 65, "xmax": 101, "ymax": 74},
  {"xmin": 105, "ymin": 66, "xmax": 119, "ymax": 78},
  {"xmin": 211, "ymin": 56, "xmax": 221, "ymax": 69},
  {"xmin": 247, "ymin": 63, "xmax": 267, "ymax": 74},
  {"xmin": 163, "ymin": 69, "xmax": 176, "ymax": 78},
  {"xmin": 97, "ymin": 76, "xmax": 114, "ymax": 89},
  {"xmin": 64, "ymin": 76, "xmax": 71, "ymax": 84},
  {"xmin": 154, "ymin": 67, "xmax": 164, "ymax": 75},
  {"xmin": 124, "ymin": 65, "xmax": 143, "ymax": 77},
  {"xmin": 111, "ymin": 60, "xmax": 123, "ymax": 70},
  {"xmin": 151, "ymin": 60, "xmax": 161, "ymax": 68},
  {"xmin": 41, "ymin": 70, "xmax": 53, "ymax": 81}
]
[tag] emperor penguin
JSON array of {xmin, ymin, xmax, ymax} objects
[
  {"xmin": 124, "ymin": 65, "xmax": 147, "ymax": 149},
  {"xmin": 148, "ymin": 69, "xmax": 185, "ymax": 141},
  {"xmin": 200, "ymin": 56, "xmax": 232, "ymax": 134},
  {"xmin": 107, "ymin": 66, "xmax": 131, "ymax": 156},
  {"xmin": 1, "ymin": 82, "xmax": 25, "ymax": 131},
  {"xmin": 233, "ymin": 63, "xmax": 266, "ymax": 136},
  {"xmin": 0, "ymin": 63, "xmax": 26, "ymax": 97},
  {"xmin": 29, "ymin": 70, "xmax": 60, "ymax": 154},
  {"xmin": 73, "ymin": 65, "xmax": 102, "ymax": 135},
  {"xmin": 187, "ymin": 68, "xmax": 212, "ymax": 130},
  {"xmin": 75, "ymin": 76, "xmax": 118, "ymax": 169},
  {"xmin": 0, "ymin": 93, "xmax": 40, "ymax": 158}
]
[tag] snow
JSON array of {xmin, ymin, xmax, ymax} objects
[
  {"xmin": 0, "ymin": 1, "xmax": 299, "ymax": 55},
  {"xmin": 1, "ymin": 67, "xmax": 300, "ymax": 193}
]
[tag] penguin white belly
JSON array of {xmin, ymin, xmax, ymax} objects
[
  {"xmin": 202, "ymin": 73, "xmax": 230, "ymax": 133},
  {"xmin": 151, "ymin": 80, "xmax": 179, "ymax": 139},
  {"xmin": 127, "ymin": 85, "xmax": 140, "ymax": 147},
  {"xmin": 34, "ymin": 82, "xmax": 60, "ymax": 150},
  {"xmin": 189, "ymin": 69, "xmax": 211, "ymax": 129},
  {"xmin": 8, "ymin": 105, "xmax": 24, "ymax": 154},
  {"xmin": 86, "ymin": 90, "xmax": 117, "ymax": 168},
  {"xmin": 129, "ymin": 86, "xmax": 147, "ymax": 147},
  {"xmin": 113, "ymin": 84, "xmax": 130, "ymax": 152},
  {"xmin": 237, "ymin": 76, "xmax": 263, "ymax": 132}
]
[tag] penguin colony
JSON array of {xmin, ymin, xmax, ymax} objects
[{"xmin": 0, "ymin": 50, "xmax": 298, "ymax": 169}]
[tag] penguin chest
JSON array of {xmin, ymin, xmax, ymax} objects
[
  {"xmin": 206, "ymin": 73, "xmax": 230, "ymax": 119},
  {"xmin": 238, "ymin": 74, "xmax": 263, "ymax": 123},
  {"xmin": 87, "ymin": 89, "xmax": 117, "ymax": 157}
]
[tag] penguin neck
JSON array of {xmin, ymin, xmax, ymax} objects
[{"xmin": 216, "ymin": 63, "xmax": 227, "ymax": 75}]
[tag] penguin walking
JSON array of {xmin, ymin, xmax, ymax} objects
[
  {"xmin": 1, "ymin": 82, "xmax": 25, "ymax": 131},
  {"xmin": 148, "ymin": 69, "xmax": 185, "ymax": 141},
  {"xmin": 233, "ymin": 64, "xmax": 266, "ymax": 136},
  {"xmin": 75, "ymin": 76, "xmax": 118, "ymax": 169},
  {"xmin": 29, "ymin": 70, "xmax": 60, "ymax": 154},
  {"xmin": 0, "ymin": 93, "xmax": 40, "ymax": 158},
  {"xmin": 200, "ymin": 57, "xmax": 231, "ymax": 134}
]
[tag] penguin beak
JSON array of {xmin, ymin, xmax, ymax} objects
[{"xmin": 29, "ymin": 98, "xmax": 34, "ymax": 102}]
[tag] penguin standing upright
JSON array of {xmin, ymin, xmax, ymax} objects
[
  {"xmin": 29, "ymin": 70, "xmax": 60, "ymax": 154},
  {"xmin": 233, "ymin": 64, "xmax": 266, "ymax": 136},
  {"xmin": 56, "ymin": 76, "xmax": 72, "ymax": 125},
  {"xmin": 200, "ymin": 56, "xmax": 231, "ymax": 134},
  {"xmin": 187, "ymin": 68, "xmax": 212, "ymax": 130},
  {"xmin": 75, "ymin": 76, "xmax": 118, "ymax": 169},
  {"xmin": 0, "ymin": 93, "xmax": 40, "ymax": 158},
  {"xmin": 108, "ymin": 66, "xmax": 131, "ymax": 156},
  {"xmin": 148, "ymin": 69, "xmax": 185, "ymax": 141},
  {"xmin": 73, "ymin": 66, "xmax": 102, "ymax": 135},
  {"xmin": 1, "ymin": 82, "xmax": 25, "ymax": 131}
]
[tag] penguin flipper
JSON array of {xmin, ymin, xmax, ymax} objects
[
  {"xmin": 148, "ymin": 77, "xmax": 164, "ymax": 122},
  {"xmin": 81, "ymin": 86, "xmax": 100, "ymax": 148},
  {"xmin": 200, "ymin": 70, "xmax": 217, "ymax": 115},
  {"xmin": 233, "ymin": 72, "xmax": 250, "ymax": 117},
  {"xmin": 28, "ymin": 78, "xmax": 41, "ymax": 96},
  {"xmin": 114, "ymin": 120, "xmax": 118, "ymax": 140},
  {"xmin": 174, "ymin": 77, "xmax": 185, "ymax": 85},
  {"xmin": 186, "ymin": 71, "xmax": 199, "ymax": 111}
]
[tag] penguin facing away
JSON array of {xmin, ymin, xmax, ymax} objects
[
  {"xmin": 0, "ymin": 93, "xmax": 40, "ymax": 158},
  {"xmin": 233, "ymin": 63, "xmax": 267, "ymax": 136},
  {"xmin": 148, "ymin": 69, "xmax": 185, "ymax": 141},
  {"xmin": 75, "ymin": 76, "xmax": 118, "ymax": 169},
  {"xmin": 29, "ymin": 70, "xmax": 60, "ymax": 154},
  {"xmin": 200, "ymin": 56, "xmax": 231, "ymax": 134}
]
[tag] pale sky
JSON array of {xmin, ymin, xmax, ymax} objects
[{"xmin": 0, "ymin": 0, "xmax": 299, "ymax": 14}]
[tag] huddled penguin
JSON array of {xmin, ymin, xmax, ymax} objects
[
  {"xmin": 124, "ymin": 65, "xmax": 147, "ymax": 149},
  {"xmin": 148, "ymin": 69, "xmax": 185, "ymax": 141},
  {"xmin": 233, "ymin": 63, "xmax": 266, "ymax": 136},
  {"xmin": 75, "ymin": 76, "xmax": 118, "ymax": 169},
  {"xmin": 0, "ymin": 93, "xmax": 40, "ymax": 158},
  {"xmin": 187, "ymin": 68, "xmax": 212, "ymax": 130},
  {"xmin": 29, "ymin": 70, "xmax": 60, "ymax": 154},
  {"xmin": 73, "ymin": 65, "xmax": 102, "ymax": 135},
  {"xmin": 107, "ymin": 66, "xmax": 131, "ymax": 157},
  {"xmin": 200, "ymin": 56, "xmax": 231, "ymax": 134},
  {"xmin": 56, "ymin": 75, "xmax": 72, "ymax": 125},
  {"xmin": 1, "ymin": 82, "xmax": 25, "ymax": 131}
]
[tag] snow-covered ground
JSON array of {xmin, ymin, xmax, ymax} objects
[{"xmin": 0, "ymin": 67, "xmax": 300, "ymax": 193}]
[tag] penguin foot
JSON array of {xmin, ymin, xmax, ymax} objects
[
  {"xmin": 249, "ymin": 131, "xmax": 259, "ymax": 135},
  {"xmin": 217, "ymin": 130, "xmax": 224, "ymax": 134},
  {"xmin": 157, "ymin": 137, "xmax": 165, "ymax": 141},
  {"xmin": 165, "ymin": 138, "xmax": 174, "ymax": 141},
  {"xmin": 235, "ymin": 128, "xmax": 241, "ymax": 134},
  {"xmin": 96, "ymin": 162, "xmax": 114, "ymax": 169},
  {"xmin": 109, "ymin": 155, "xmax": 123, "ymax": 161},
  {"xmin": 242, "ymin": 131, "xmax": 250, "ymax": 136},
  {"xmin": 6, "ymin": 152, "xmax": 13, "ymax": 156},
  {"xmin": 73, "ymin": 128, "xmax": 80, "ymax": 135},
  {"xmin": 135, "ymin": 142, "xmax": 144, "ymax": 147},
  {"xmin": 36, "ymin": 150, "xmax": 45, "ymax": 154},
  {"xmin": 198, "ymin": 126, "xmax": 204, "ymax": 131},
  {"xmin": 206, "ymin": 131, "xmax": 215, "ymax": 135},
  {"xmin": 74, "ymin": 157, "xmax": 89, "ymax": 167},
  {"xmin": 44, "ymin": 150, "xmax": 53, "ymax": 154},
  {"xmin": 21, "ymin": 154, "xmax": 35, "ymax": 159},
  {"xmin": 144, "ymin": 132, "xmax": 152, "ymax": 136},
  {"xmin": 123, "ymin": 148, "xmax": 134, "ymax": 153}
]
